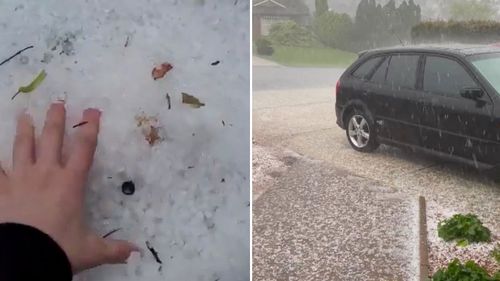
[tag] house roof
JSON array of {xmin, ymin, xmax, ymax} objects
[{"xmin": 253, "ymin": 0, "xmax": 310, "ymax": 16}]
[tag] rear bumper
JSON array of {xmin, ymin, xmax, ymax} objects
[{"xmin": 335, "ymin": 105, "xmax": 344, "ymax": 129}]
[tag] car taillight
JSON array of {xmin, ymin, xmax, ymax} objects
[{"xmin": 336, "ymin": 80, "xmax": 340, "ymax": 96}]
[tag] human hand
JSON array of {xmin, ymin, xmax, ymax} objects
[{"xmin": 0, "ymin": 102, "xmax": 137, "ymax": 273}]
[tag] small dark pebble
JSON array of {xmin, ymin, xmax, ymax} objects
[
  {"xmin": 188, "ymin": 166, "xmax": 195, "ymax": 169},
  {"xmin": 121, "ymin": 181, "xmax": 135, "ymax": 195},
  {"xmin": 222, "ymin": 120, "xmax": 225, "ymax": 126},
  {"xmin": 211, "ymin": 60, "xmax": 220, "ymax": 66},
  {"xmin": 221, "ymin": 178, "xmax": 225, "ymax": 183}
]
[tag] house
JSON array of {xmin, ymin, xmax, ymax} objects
[{"xmin": 253, "ymin": 0, "xmax": 310, "ymax": 38}]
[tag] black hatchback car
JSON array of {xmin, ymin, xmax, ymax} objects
[{"xmin": 335, "ymin": 45, "xmax": 500, "ymax": 171}]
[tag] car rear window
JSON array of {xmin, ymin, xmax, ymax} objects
[
  {"xmin": 351, "ymin": 56, "xmax": 382, "ymax": 80},
  {"xmin": 423, "ymin": 56, "xmax": 477, "ymax": 97},
  {"xmin": 385, "ymin": 54, "xmax": 419, "ymax": 90},
  {"xmin": 371, "ymin": 56, "xmax": 389, "ymax": 83}
]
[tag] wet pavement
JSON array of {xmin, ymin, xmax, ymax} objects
[{"xmin": 253, "ymin": 159, "xmax": 419, "ymax": 281}]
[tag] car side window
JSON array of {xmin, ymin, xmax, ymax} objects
[
  {"xmin": 352, "ymin": 57, "xmax": 382, "ymax": 80},
  {"xmin": 370, "ymin": 56, "xmax": 389, "ymax": 84},
  {"xmin": 423, "ymin": 56, "xmax": 478, "ymax": 97},
  {"xmin": 385, "ymin": 54, "xmax": 419, "ymax": 89}
]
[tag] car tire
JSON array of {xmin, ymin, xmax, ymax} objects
[{"xmin": 345, "ymin": 109, "xmax": 379, "ymax": 153}]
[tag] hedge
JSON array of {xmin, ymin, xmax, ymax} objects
[{"xmin": 411, "ymin": 20, "xmax": 500, "ymax": 44}]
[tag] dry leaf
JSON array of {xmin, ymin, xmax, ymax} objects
[
  {"xmin": 182, "ymin": 92, "xmax": 205, "ymax": 108},
  {"xmin": 135, "ymin": 114, "xmax": 163, "ymax": 146},
  {"xmin": 152, "ymin": 63, "xmax": 173, "ymax": 80},
  {"xmin": 145, "ymin": 126, "xmax": 161, "ymax": 146}
]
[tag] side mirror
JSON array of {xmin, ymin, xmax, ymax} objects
[{"xmin": 460, "ymin": 87, "xmax": 484, "ymax": 100}]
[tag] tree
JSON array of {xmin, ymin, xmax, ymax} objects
[
  {"xmin": 315, "ymin": 0, "xmax": 329, "ymax": 17},
  {"xmin": 313, "ymin": 11, "xmax": 354, "ymax": 50},
  {"xmin": 352, "ymin": 0, "xmax": 421, "ymax": 50},
  {"xmin": 449, "ymin": 0, "xmax": 496, "ymax": 21}
]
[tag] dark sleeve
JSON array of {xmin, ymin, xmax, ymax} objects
[{"xmin": 0, "ymin": 223, "xmax": 72, "ymax": 281}]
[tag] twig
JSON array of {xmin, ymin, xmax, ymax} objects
[
  {"xmin": 166, "ymin": 93, "xmax": 171, "ymax": 109},
  {"xmin": 146, "ymin": 241, "xmax": 163, "ymax": 264},
  {"xmin": 0, "ymin": 46, "xmax": 34, "ymax": 67},
  {"xmin": 124, "ymin": 35, "xmax": 130, "ymax": 48},
  {"xmin": 72, "ymin": 121, "xmax": 88, "ymax": 128},
  {"xmin": 11, "ymin": 91, "xmax": 20, "ymax": 100},
  {"xmin": 102, "ymin": 228, "xmax": 121, "ymax": 238}
]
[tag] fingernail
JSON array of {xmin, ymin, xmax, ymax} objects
[
  {"xmin": 83, "ymin": 108, "xmax": 102, "ymax": 119},
  {"xmin": 51, "ymin": 93, "xmax": 67, "ymax": 103},
  {"xmin": 18, "ymin": 111, "xmax": 33, "ymax": 124}
]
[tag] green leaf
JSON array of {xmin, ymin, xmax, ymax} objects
[
  {"xmin": 437, "ymin": 213, "xmax": 491, "ymax": 245},
  {"xmin": 11, "ymin": 70, "xmax": 48, "ymax": 100},
  {"xmin": 19, "ymin": 70, "xmax": 47, "ymax": 93}
]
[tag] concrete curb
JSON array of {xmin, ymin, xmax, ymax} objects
[{"xmin": 419, "ymin": 196, "xmax": 430, "ymax": 281}]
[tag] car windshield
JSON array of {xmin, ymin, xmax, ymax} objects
[{"xmin": 469, "ymin": 53, "xmax": 500, "ymax": 95}]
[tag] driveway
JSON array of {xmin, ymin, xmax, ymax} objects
[{"xmin": 252, "ymin": 63, "xmax": 500, "ymax": 279}]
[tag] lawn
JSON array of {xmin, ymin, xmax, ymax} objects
[{"xmin": 261, "ymin": 45, "xmax": 358, "ymax": 68}]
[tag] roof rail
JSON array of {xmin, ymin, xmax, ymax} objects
[{"xmin": 358, "ymin": 50, "xmax": 369, "ymax": 57}]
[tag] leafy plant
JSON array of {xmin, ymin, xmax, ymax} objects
[
  {"xmin": 312, "ymin": 11, "xmax": 354, "ymax": 51},
  {"xmin": 492, "ymin": 244, "xmax": 500, "ymax": 264},
  {"xmin": 268, "ymin": 21, "xmax": 317, "ymax": 48},
  {"xmin": 438, "ymin": 214, "xmax": 491, "ymax": 245},
  {"xmin": 255, "ymin": 38, "xmax": 274, "ymax": 56},
  {"xmin": 432, "ymin": 259, "xmax": 498, "ymax": 281}
]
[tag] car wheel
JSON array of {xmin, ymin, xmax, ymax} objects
[{"xmin": 345, "ymin": 109, "xmax": 379, "ymax": 152}]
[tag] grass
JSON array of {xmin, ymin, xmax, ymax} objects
[{"xmin": 260, "ymin": 45, "xmax": 357, "ymax": 68}]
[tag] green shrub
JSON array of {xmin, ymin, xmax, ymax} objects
[
  {"xmin": 312, "ymin": 11, "xmax": 354, "ymax": 51},
  {"xmin": 438, "ymin": 214, "xmax": 491, "ymax": 246},
  {"xmin": 255, "ymin": 38, "xmax": 274, "ymax": 56},
  {"xmin": 268, "ymin": 21, "xmax": 317, "ymax": 48},
  {"xmin": 412, "ymin": 20, "xmax": 500, "ymax": 44},
  {"xmin": 432, "ymin": 259, "xmax": 498, "ymax": 281}
]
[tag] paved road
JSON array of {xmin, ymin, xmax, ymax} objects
[
  {"xmin": 253, "ymin": 159, "xmax": 419, "ymax": 281},
  {"xmin": 252, "ymin": 61, "xmax": 500, "ymax": 280},
  {"xmin": 252, "ymin": 64, "xmax": 343, "ymax": 91}
]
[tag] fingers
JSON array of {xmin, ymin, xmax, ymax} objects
[
  {"xmin": 67, "ymin": 109, "xmax": 101, "ymax": 175},
  {"xmin": 13, "ymin": 112, "xmax": 35, "ymax": 169},
  {"xmin": 38, "ymin": 103, "xmax": 66, "ymax": 165},
  {"xmin": 0, "ymin": 163, "xmax": 7, "ymax": 183},
  {"xmin": 100, "ymin": 239, "xmax": 139, "ymax": 264},
  {"xmin": 78, "ymin": 235, "xmax": 138, "ymax": 272}
]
